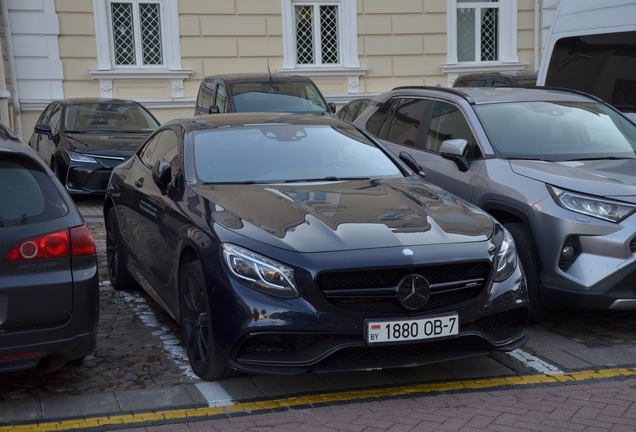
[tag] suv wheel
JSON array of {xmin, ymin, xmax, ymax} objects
[{"xmin": 504, "ymin": 222, "xmax": 550, "ymax": 324}]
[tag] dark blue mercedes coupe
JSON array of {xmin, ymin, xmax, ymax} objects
[{"xmin": 104, "ymin": 113, "xmax": 529, "ymax": 380}]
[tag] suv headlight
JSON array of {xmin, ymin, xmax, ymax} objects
[
  {"xmin": 548, "ymin": 185, "xmax": 636, "ymax": 223},
  {"xmin": 494, "ymin": 227, "xmax": 518, "ymax": 282},
  {"xmin": 67, "ymin": 151, "xmax": 97, "ymax": 163},
  {"xmin": 222, "ymin": 243, "xmax": 299, "ymax": 298}
]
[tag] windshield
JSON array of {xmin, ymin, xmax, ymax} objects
[
  {"xmin": 64, "ymin": 103, "xmax": 160, "ymax": 132},
  {"xmin": 193, "ymin": 124, "xmax": 402, "ymax": 183},
  {"xmin": 231, "ymin": 81, "xmax": 328, "ymax": 113},
  {"xmin": 475, "ymin": 101, "xmax": 636, "ymax": 161}
]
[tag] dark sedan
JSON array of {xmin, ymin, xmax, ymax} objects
[
  {"xmin": 1, "ymin": 122, "xmax": 99, "ymax": 373},
  {"xmin": 104, "ymin": 113, "xmax": 529, "ymax": 380},
  {"xmin": 28, "ymin": 98, "xmax": 160, "ymax": 195}
]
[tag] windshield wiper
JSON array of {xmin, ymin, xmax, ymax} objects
[
  {"xmin": 563, "ymin": 156, "xmax": 636, "ymax": 162},
  {"xmin": 202, "ymin": 180, "xmax": 266, "ymax": 185},
  {"xmin": 505, "ymin": 157, "xmax": 556, "ymax": 162},
  {"xmin": 284, "ymin": 176, "xmax": 370, "ymax": 183}
]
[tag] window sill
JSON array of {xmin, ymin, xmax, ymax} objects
[
  {"xmin": 276, "ymin": 67, "xmax": 369, "ymax": 93},
  {"xmin": 88, "ymin": 69, "xmax": 193, "ymax": 98}
]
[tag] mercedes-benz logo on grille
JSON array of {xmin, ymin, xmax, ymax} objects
[{"xmin": 396, "ymin": 275, "xmax": 431, "ymax": 311}]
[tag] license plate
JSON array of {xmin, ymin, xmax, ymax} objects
[{"xmin": 366, "ymin": 314, "xmax": 459, "ymax": 344}]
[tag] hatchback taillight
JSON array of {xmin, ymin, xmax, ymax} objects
[{"xmin": 3, "ymin": 225, "xmax": 96, "ymax": 262}]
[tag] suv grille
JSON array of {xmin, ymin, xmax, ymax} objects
[{"xmin": 316, "ymin": 261, "xmax": 490, "ymax": 315}]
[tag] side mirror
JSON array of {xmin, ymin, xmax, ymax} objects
[
  {"xmin": 152, "ymin": 159, "xmax": 172, "ymax": 195},
  {"xmin": 440, "ymin": 139, "xmax": 470, "ymax": 172},
  {"xmin": 35, "ymin": 124, "xmax": 54, "ymax": 140},
  {"xmin": 328, "ymin": 102, "xmax": 337, "ymax": 113},
  {"xmin": 399, "ymin": 151, "xmax": 425, "ymax": 177},
  {"xmin": 208, "ymin": 105, "xmax": 220, "ymax": 114}
]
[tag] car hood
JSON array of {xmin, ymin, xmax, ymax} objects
[
  {"xmin": 192, "ymin": 178, "xmax": 494, "ymax": 253},
  {"xmin": 65, "ymin": 132, "xmax": 149, "ymax": 157},
  {"xmin": 510, "ymin": 159, "xmax": 636, "ymax": 203}
]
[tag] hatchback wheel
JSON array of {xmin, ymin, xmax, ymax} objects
[
  {"xmin": 504, "ymin": 222, "xmax": 550, "ymax": 324},
  {"xmin": 106, "ymin": 207, "xmax": 137, "ymax": 290},
  {"xmin": 180, "ymin": 260, "xmax": 236, "ymax": 380}
]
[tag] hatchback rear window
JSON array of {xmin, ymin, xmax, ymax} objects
[{"xmin": 0, "ymin": 157, "xmax": 68, "ymax": 227}]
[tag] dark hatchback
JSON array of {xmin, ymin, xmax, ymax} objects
[
  {"xmin": 194, "ymin": 73, "xmax": 336, "ymax": 116},
  {"xmin": 104, "ymin": 113, "xmax": 529, "ymax": 380},
  {"xmin": 0, "ymin": 123, "xmax": 99, "ymax": 373},
  {"xmin": 28, "ymin": 98, "xmax": 160, "ymax": 195}
]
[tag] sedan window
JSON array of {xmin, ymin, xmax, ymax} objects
[
  {"xmin": 63, "ymin": 103, "xmax": 159, "ymax": 132},
  {"xmin": 193, "ymin": 124, "xmax": 402, "ymax": 184}
]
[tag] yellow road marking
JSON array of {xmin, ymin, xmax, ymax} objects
[{"xmin": 3, "ymin": 367, "xmax": 636, "ymax": 432}]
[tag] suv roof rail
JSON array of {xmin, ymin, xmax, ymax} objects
[
  {"xmin": 391, "ymin": 86, "xmax": 476, "ymax": 104},
  {"xmin": 522, "ymin": 86, "xmax": 606, "ymax": 103}
]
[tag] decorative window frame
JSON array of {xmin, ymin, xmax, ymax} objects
[
  {"xmin": 280, "ymin": 0, "xmax": 367, "ymax": 94},
  {"xmin": 90, "ymin": 0, "xmax": 191, "ymax": 98},
  {"xmin": 442, "ymin": 0, "xmax": 527, "ymax": 87}
]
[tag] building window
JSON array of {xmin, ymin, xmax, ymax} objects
[
  {"xmin": 456, "ymin": 0, "xmax": 499, "ymax": 62},
  {"xmin": 294, "ymin": 4, "xmax": 339, "ymax": 66},
  {"xmin": 111, "ymin": 1, "xmax": 164, "ymax": 66},
  {"xmin": 281, "ymin": 0, "xmax": 367, "ymax": 94},
  {"xmin": 443, "ymin": 0, "xmax": 525, "ymax": 87},
  {"xmin": 91, "ymin": 0, "xmax": 192, "ymax": 98}
]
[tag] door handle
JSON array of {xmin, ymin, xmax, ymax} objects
[{"xmin": 135, "ymin": 178, "xmax": 144, "ymax": 188}]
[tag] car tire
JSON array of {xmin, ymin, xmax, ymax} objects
[
  {"xmin": 106, "ymin": 207, "xmax": 138, "ymax": 290},
  {"xmin": 50, "ymin": 159, "xmax": 59, "ymax": 180},
  {"xmin": 179, "ymin": 260, "xmax": 237, "ymax": 381},
  {"xmin": 504, "ymin": 222, "xmax": 550, "ymax": 324}
]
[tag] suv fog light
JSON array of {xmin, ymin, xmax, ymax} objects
[{"xmin": 67, "ymin": 181, "xmax": 75, "ymax": 188}]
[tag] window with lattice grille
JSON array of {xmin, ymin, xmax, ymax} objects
[
  {"xmin": 111, "ymin": 1, "xmax": 164, "ymax": 66},
  {"xmin": 456, "ymin": 0, "xmax": 499, "ymax": 62},
  {"xmin": 294, "ymin": 3, "xmax": 340, "ymax": 66}
]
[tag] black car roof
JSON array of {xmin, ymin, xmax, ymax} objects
[
  {"xmin": 53, "ymin": 97, "xmax": 145, "ymax": 107},
  {"xmin": 201, "ymin": 73, "xmax": 314, "ymax": 84},
  {"xmin": 165, "ymin": 112, "xmax": 350, "ymax": 131},
  {"xmin": 387, "ymin": 86, "xmax": 604, "ymax": 105}
]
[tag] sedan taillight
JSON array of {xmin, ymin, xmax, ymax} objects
[{"xmin": 3, "ymin": 225, "xmax": 96, "ymax": 262}]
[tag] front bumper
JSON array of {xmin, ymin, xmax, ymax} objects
[
  {"xmin": 203, "ymin": 241, "xmax": 529, "ymax": 375},
  {"xmin": 63, "ymin": 155, "xmax": 127, "ymax": 195},
  {"xmin": 531, "ymin": 197, "xmax": 636, "ymax": 310}
]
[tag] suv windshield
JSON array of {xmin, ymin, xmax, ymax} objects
[
  {"xmin": 193, "ymin": 124, "xmax": 401, "ymax": 183},
  {"xmin": 475, "ymin": 101, "xmax": 636, "ymax": 161},
  {"xmin": 231, "ymin": 81, "xmax": 328, "ymax": 113},
  {"xmin": 64, "ymin": 103, "xmax": 159, "ymax": 132}
]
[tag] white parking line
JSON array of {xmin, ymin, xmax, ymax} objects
[
  {"xmin": 195, "ymin": 382, "xmax": 235, "ymax": 407},
  {"xmin": 101, "ymin": 281, "xmax": 199, "ymax": 380},
  {"xmin": 508, "ymin": 348, "xmax": 564, "ymax": 375}
]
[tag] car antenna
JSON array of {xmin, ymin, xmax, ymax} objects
[{"xmin": 267, "ymin": 67, "xmax": 273, "ymax": 81}]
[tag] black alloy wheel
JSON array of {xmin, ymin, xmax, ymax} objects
[
  {"xmin": 106, "ymin": 207, "xmax": 137, "ymax": 290},
  {"xmin": 179, "ymin": 260, "xmax": 236, "ymax": 380}
]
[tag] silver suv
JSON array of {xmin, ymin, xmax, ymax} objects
[{"xmin": 355, "ymin": 86, "xmax": 636, "ymax": 323}]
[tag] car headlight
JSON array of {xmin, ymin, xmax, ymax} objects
[
  {"xmin": 67, "ymin": 151, "xmax": 97, "ymax": 163},
  {"xmin": 222, "ymin": 243, "xmax": 299, "ymax": 298},
  {"xmin": 548, "ymin": 185, "xmax": 636, "ymax": 223},
  {"xmin": 494, "ymin": 227, "xmax": 518, "ymax": 282}
]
